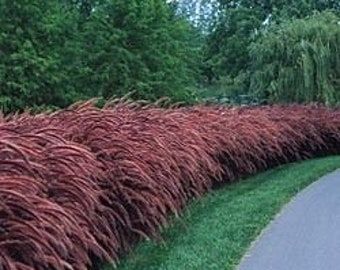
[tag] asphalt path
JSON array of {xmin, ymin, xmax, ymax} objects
[{"xmin": 238, "ymin": 169, "xmax": 340, "ymax": 270}]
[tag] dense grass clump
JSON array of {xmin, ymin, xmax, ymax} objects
[{"xmin": 0, "ymin": 100, "xmax": 339, "ymax": 269}]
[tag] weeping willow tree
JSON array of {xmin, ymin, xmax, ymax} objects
[{"xmin": 249, "ymin": 12, "xmax": 340, "ymax": 105}]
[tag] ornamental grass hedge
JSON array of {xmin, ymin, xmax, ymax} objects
[{"xmin": 0, "ymin": 100, "xmax": 339, "ymax": 269}]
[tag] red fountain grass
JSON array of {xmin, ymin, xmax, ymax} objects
[{"xmin": 0, "ymin": 101, "xmax": 339, "ymax": 269}]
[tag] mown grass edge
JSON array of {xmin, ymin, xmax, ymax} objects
[{"xmin": 108, "ymin": 156, "xmax": 340, "ymax": 270}]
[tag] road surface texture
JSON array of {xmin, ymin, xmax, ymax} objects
[{"xmin": 238, "ymin": 169, "xmax": 340, "ymax": 270}]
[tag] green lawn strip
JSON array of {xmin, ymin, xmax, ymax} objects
[{"xmin": 107, "ymin": 156, "xmax": 340, "ymax": 270}]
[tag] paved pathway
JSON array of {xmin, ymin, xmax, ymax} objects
[{"xmin": 238, "ymin": 169, "xmax": 340, "ymax": 270}]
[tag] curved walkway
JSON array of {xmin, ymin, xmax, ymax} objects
[{"xmin": 238, "ymin": 169, "xmax": 340, "ymax": 270}]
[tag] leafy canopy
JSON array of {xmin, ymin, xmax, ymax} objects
[
  {"xmin": 249, "ymin": 12, "xmax": 340, "ymax": 104},
  {"xmin": 0, "ymin": 0, "xmax": 200, "ymax": 112}
]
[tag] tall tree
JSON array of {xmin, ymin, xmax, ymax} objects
[
  {"xmin": 203, "ymin": 0, "xmax": 340, "ymax": 85},
  {"xmin": 0, "ymin": 0, "xmax": 201, "ymax": 112},
  {"xmin": 78, "ymin": 0, "xmax": 200, "ymax": 102},
  {"xmin": 249, "ymin": 12, "xmax": 340, "ymax": 104},
  {"xmin": 0, "ymin": 0, "xmax": 79, "ymax": 112}
]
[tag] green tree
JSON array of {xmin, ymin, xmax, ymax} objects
[
  {"xmin": 249, "ymin": 12, "xmax": 340, "ymax": 104},
  {"xmin": 79, "ymin": 0, "xmax": 200, "ymax": 103},
  {"xmin": 0, "ymin": 0, "xmax": 201, "ymax": 112},
  {"xmin": 203, "ymin": 0, "xmax": 340, "ymax": 84},
  {"xmin": 0, "ymin": 0, "xmax": 79, "ymax": 112}
]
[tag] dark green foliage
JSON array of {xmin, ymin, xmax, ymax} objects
[
  {"xmin": 0, "ymin": 0, "xmax": 80, "ymax": 112},
  {"xmin": 79, "ymin": 0, "xmax": 200, "ymax": 103},
  {"xmin": 1, "ymin": 0, "xmax": 340, "ymax": 110},
  {"xmin": 204, "ymin": 7, "xmax": 263, "ymax": 79},
  {"xmin": 0, "ymin": 0, "xmax": 200, "ymax": 113}
]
